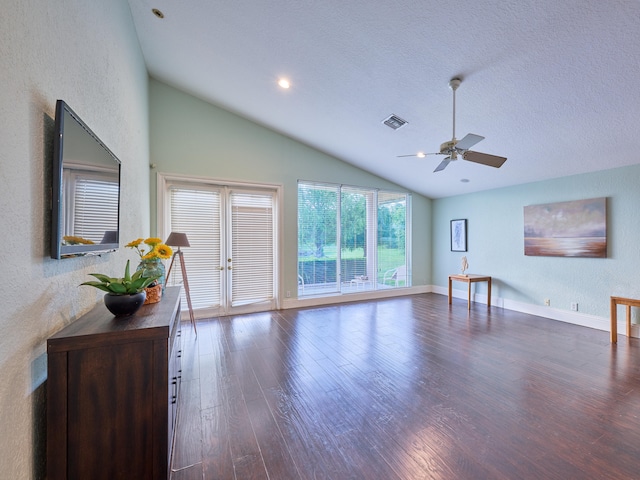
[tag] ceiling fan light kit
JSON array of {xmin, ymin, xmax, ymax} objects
[{"xmin": 398, "ymin": 77, "xmax": 507, "ymax": 172}]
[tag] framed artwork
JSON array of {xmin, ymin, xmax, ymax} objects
[
  {"xmin": 523, "ymin": 197, "xmax": 607, "ymax": 258},
  {"xmin": 450, "ymin": 219, "xmax": 467, "ymax": 252}
]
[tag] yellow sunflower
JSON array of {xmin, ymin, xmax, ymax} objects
[
  {"xmin": 144, "ymin": 237, "xmax": 163, "ymax": 246},
  {"xmin": 141, "ymin": 244, "xmax": 172, "ymax": 260},
  {"xmin": 125, "ymin": 238, "xmax": 144, "ymax": 248},
  {"xmin": 154, "ymin": 244, "xmax": 173, "ymax": 259}
]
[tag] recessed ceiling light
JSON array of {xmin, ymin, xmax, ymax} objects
[
  {"xmin": 460, "ymin": 178, "xmax": 470, "ymax": 183},
  {"xmin": 278, "ymin": 78, "xmax": 290, "ymax": 89},
  {"xmin": 152, "ymin": 8, "xmax": 164, "ymax": 19}
]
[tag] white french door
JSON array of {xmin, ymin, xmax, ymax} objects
[
  {"xmin": 165, "ymin": 180, "xmax": 278, "ymax": 316},
  {"xmin": 227, "ymin": 189, "xmax": 275, "ymax": 310}
]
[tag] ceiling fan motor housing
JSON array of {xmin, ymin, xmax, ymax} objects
[{"xmin": 440, "ymin": 139, "xmax": 457, "ymax": 153}]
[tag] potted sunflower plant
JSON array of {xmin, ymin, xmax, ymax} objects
[{"xmin": 125, "ymin": 237, "xmax": 173, "ymax": 304}]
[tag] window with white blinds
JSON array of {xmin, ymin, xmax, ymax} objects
[
  {"xmin": 168, "ymin": 186, "xmax": 222, "ymax": 310},
  {"xmin": 298, "ymin": 181, "xmax": 410, "ymax": 296},
  {"xmin": 230, "ymin": 191, "xmax": 275, "ymax": 306},
  {"xmin": 66, "ymin": 173, "xmax": 119, "ymax": 243},
  {"xmin": 377, "ymin": 191, "xmax": 408, "ymax": 287},
  {"xmin": 341, "ymin": 186, "xmax": 376, "ymax": 282},
  {"xmin": 297, "ymin": 183, "xmax": 340, "ymax": 295}
]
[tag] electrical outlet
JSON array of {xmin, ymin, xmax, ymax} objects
[
  {"xmin": 571, "ymin": 302, "xmax": 578, "ymax": 311},
  {"xmin": 286, "ymin": 290, "xmax": 291, "ymax": 298},
  {"xmin": 544, "ymin": 299, "xmax": 550, "ymax": 306}
]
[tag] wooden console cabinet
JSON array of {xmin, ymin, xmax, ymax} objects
[{"xmin": 47, "ymin": 286, "xmax": 182, "ymax": 479}]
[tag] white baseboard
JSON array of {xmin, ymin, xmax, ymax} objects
[
  {"xmin": 182, "ymin": 286, "xmax": 431, "ymax": 319},
  {"xmin": 431, "ymin": 284, "xmax": 620, "ymax": 336},
  {"xmin": 191, "ymin": 284, "xmax": 630, "ymax": 339},
  {"xmin": 281, "ymin": 285, "xmax": 431, "ymax": 309}
]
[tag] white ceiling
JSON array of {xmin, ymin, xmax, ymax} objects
[{"xmin": 127, "ymin": 0, "xmax": 640, "ymax": 198}]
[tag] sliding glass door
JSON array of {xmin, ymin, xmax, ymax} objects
[{"xmin": 298, "ymin": 181, "xmax": 410, "ymax": 297}]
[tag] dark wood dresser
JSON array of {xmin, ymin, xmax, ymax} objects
[{"xmin": 47, "ymin": 286, "xmax": 182, "ymax": 480}]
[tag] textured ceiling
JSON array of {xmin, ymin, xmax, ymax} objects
[{"xmin": 127, "ymin": 0, "xmax": 640, "ymax": 198}]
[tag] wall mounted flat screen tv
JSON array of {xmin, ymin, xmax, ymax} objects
[{"xmin": 51, "ymin": 100, "xmax": 121, "ymax": 259}]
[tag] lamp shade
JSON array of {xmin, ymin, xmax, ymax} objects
[{"xmin": 165, "ymin": 232, "xmax": 190, "ymax": 247}]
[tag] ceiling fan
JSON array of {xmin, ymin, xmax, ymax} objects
[{"xmin": 398, "ymin": 77, "xmax": 507, "ymax": 172}]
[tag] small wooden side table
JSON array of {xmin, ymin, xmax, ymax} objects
[
  {"xmin": 449, "ymin": 274, "xmax": 492, "ymax": 310},
  {"xmin": 610, "ymin": 296, "xmax": 640, "ymax": 343}
]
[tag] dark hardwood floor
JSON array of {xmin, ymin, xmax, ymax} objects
[{"xmin": 170, "ymin": 293, "xmax": 640, "ymax": 479}]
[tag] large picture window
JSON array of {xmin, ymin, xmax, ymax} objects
[{"xmin": 298, "ymin": 181, "xmax": 410, "ymax": 296}]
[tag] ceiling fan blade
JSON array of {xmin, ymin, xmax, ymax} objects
[
  {"xmin": 396, "ymin": 152, "xmax": 444, "ymax": 158},
  {"xmin": 455, "ymin": 133, "xmax": 485, "ymax": 151},
  {"xmin": 434, "ymin": 157, "xmax": 451, "ymax": 172},
  {"xmin": 463, "ymin": 150, "xmax": 507, "ymax": 168}
]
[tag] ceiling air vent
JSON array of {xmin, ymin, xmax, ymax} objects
[{"xmin": 382, "ymin": 114, "xmax": 408, "ymax": 130}]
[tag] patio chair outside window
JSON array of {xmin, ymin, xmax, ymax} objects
[{"xmin": 383, "ymin": 265, "xmax": 407, "ymax": 287}]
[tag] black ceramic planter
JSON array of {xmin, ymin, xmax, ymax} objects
[{"xmin": 104, "ymin": 291, "xmax": 146, "ymax": 317}]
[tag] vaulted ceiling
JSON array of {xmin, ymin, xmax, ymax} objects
[{"xmin": 128, "ymin": 0, "xmax": 640, "ymax": 198}]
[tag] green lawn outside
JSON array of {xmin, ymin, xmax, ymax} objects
[{"xmin": 298, "ymin": 245, "xmax": 406, "ymax": 284}]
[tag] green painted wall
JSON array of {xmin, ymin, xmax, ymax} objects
[
  {"xmin": 149, "ymin": 79, "xmax": 432, "ymax": 296},
  {"xmin": 432, "ymin": 164, "xmax": 640, "ymax": 318}
]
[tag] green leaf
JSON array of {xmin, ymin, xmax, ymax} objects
[
  {"xmin": 140, "ymin": 277, "xmax": 158, "ymax": 289},
  {"xmin": 80, "ymin": 281, "xmax": 111, "ymax": 293},
  {"xmin": 131, "ymin": 270, "xmax": 144, "ymax": 281},
  {"xmin": 88, "ymin": 273, "xmax": 117, "ymax": 283},
  {"xmin": 109, "ymin": 283, "xmax": 127, "ymax": 294},
  {"xmin": 124, "ymin": 260, "xmax": 132, "ymax": 282},
  {"xmin": 128, "ymin": 278, "xmax": 147, "ymax": 291}
]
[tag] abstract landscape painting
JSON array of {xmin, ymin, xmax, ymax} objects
[{"xmin": 524, "ymin": 198, "xmax": 607, "ymax": 257}]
